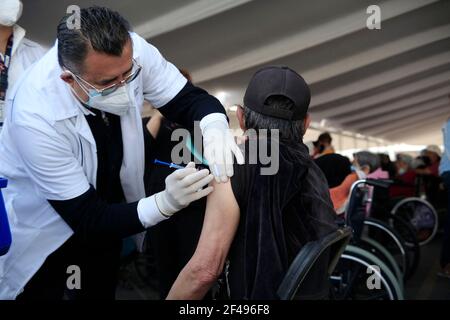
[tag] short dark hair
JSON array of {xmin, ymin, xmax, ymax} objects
[
  {"xmin": 244, "ymin": 95, "xmax": 305, "ymax": 142},
  {"xmin": 57, "ymin": 6, "xmax": 131, "ymax": 74},
  {"xmin": 318, "ymin": 132, "xmax": 332, "ymax": 144}
]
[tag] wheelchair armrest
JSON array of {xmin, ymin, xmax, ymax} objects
[{"xmin": 277, "ymin": 227, "xmax": 352, "ymax": 300}]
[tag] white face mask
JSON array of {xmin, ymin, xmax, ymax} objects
[
  {"xmin": 398, "ymin": 167, "xmax": 407, "ymax": 175},
  {"xmin": 85, "ymin": 85, "xmax": 131, "ymax": 117},
  {"xmin": 351, "ymin": 163, "xmax": 367, "ymax": 179},
  {"xmin": 355, "ymin": 168, "xmax": 367, "ymax": 179},
  {"xmin": 0, "ymin": 0, "xmax": 22, "ymax": 27},
  {"xmin": 70, "ymin": 80, "xmax": 131, "ymax": 117}
]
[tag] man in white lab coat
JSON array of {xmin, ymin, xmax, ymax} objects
[
  {"xmin": 0, "ymin": 6, "xmax": 243, "ymax": 299},
  {"xmin": 0, "ymin": 0, "xmax": 46, "ymax": 130}
]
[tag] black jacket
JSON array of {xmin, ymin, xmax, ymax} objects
[{"xmin": 228, "ymin": 138, "xmax": 338, "ymax": 299}]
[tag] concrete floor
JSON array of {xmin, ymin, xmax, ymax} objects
[{"xmin": 404, "ymin": 233, "xmax": 450, "ymax": 300}]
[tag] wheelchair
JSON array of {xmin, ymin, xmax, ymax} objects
[
  {"xmin": 382, "ymin": 175, "xmax": 440, "ymax": 246},
  {"xmin": 390, "ymin": 197, "xmax": 438, "ymax": 246},
  {"xmin": 331, "ymin": 244, "xmax": 404, "ymax": 300},
  {"xmin": 329, "ymin": 179, "xmax": 415, "ymax": 299},
  {"xmin": 278, "ymin": 225, "xmax": 403, "ymax": 300},
  {"xmin": 362, "ymin": 179, "xmax": 421, "ymax": 280},
  {"xmin": 390, "ymin": 196, "xmax": 439, "ymax": 246},
  {"xmin": 277, "ymin": 227, "xmax": 352, "ymax": 300}
]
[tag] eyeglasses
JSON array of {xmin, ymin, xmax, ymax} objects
[{"xmin": 68, "ymin": 58, "xmax": 142, "ymax": 96}]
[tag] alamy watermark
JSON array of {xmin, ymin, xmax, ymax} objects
[
  {"xmin": 170, "ymin": 123, "xmax": 280, "ymax": 176},
  {"xmin": 66, "ymin": 5, "xmax": 81, "ymax": 30},
  {"xmin": 366, "ymin": 5, "xmax": 381, "ymax": 30},
  {"xmin": 366, "ymin": 265, "xmax": 381, "ymax": 290},
  {"xmin": 66, "ymin": 264, "xmax": 81, "ymax": 290}
]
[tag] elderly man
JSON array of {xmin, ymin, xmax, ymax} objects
[
  {"xmin": 0, "ymin": 6, "xmax": 242, "ymax": 300},
  {"xmin": 166, "ymin": 66, "xmax": 338, "ymax": 300}
]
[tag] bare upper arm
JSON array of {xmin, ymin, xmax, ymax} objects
[{"xmin": 189, "ymin": 179, "xmax": 240, "ymax": 277}]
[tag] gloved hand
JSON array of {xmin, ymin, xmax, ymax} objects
[
  {"xmin": 200, "ymin": 113, "xmax": 244, "ymax": 183},
  {"xmin": 155, "ymin": 162, "xmax": 214, "ymax": 216}
]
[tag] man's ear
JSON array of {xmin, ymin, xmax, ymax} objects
[
  {"xmin": 236, "ymin": 105, "xmax": 246, "ymax": 131},
  {"xmin": 60, "ymin": 71, "xmax": 75, "ymax": 85},
  {"xmin": 304, "ymin": 113, "xmax": 312, "ymax": 133}
]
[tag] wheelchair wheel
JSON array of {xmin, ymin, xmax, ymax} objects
[
  {"xmin": 330, "ymin": 245, "xmax": 404, "ymax": 300},
  {"xmin": 359, "ymin": 236, "xmax": 404, "ymax": 290},
  {"xmin": 391, "ymin": 197, "xmax": 438, "ymax": 246},
  {"xmin": 386, "ymin": 214, "xmax": 420, "ymax": 279},
  {"xmin": 362, "ymin": 218, "xmax": 411, "ymax": 280}
]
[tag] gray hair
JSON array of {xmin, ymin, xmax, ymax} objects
[
  {"xmin": 396, "ymin": 153, "xmax": 413, "ymax": 167},
  {"xmin": 57, "ymin": 6, "xmax": 131, "ymax": 74},
  {"xmin": 354, "ymin": 151, "xmax": 380, "ymax": 173},
  {"xmin": 243, "ymin": 95, "xmax": 305, "ymax": 142}
]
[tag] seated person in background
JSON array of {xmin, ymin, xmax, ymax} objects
[
  {"xmin": 329, "ymin": 151, "xmax": 384, "ymax": 213},
  {"xmin": 389, "ymin": 154, "xmax": 416, "ymax": 198},
  {"xmin": 166, "ymin": 66, "xmax": 338, "ymax": 300},
  {"xmin": 415, "ymin": 145, "xmax": 443, "ymax": 205},
  {"xmin": 314, "ymin": 132, "xmax": 351, "ymax": 188},
  {"xmin": 415, "ymin": 145, "xmax": 442, "ymax": 177},
  {"xmin": 378, "ymin": 153, "xmax": 397, "ymax": 179}
]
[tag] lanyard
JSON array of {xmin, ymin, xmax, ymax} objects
[{"xmin": 0, "ymin": 33, "xmax": 14, "ymax": 102}]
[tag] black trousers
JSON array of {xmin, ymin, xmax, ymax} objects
[{"xmin": 17, "ymin": 235, "xmax": 122, "ymax": 300}]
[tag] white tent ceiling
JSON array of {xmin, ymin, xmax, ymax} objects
[{"xmin": 21, "ymin": 0, "xmax": 450, "ymax": 144}]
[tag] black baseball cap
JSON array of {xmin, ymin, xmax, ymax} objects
[{"xmin": 243, "ymin": 66, "xmax": 311, "ymax": 120}]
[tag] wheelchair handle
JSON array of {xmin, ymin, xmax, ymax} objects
[
  {"xmin": 349, "ymin": 179, "xmax": 393, "ymax": 193},
  {"xmin": 364, "ymin": 179, "xmax": 393, "ymax": 189}
]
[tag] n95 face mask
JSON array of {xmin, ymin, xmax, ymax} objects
[
  {"xmin": 69, "ymin": 77, "xmax": 132, "ymax": 117},
  {"xmin": 85, "ymin": 85, "xmax": 132, "ymax": 117}
]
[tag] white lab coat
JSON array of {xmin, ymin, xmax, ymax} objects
[
  {"xmin": 0, "ymin": 32, "xmax": 186, "ymax": 299},
  {"xmin": 0, "ymin": 24, "xmax": 46, "ymax": 125}
]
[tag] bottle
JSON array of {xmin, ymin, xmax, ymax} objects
[{"xmin": 0, "ymin": 178, "xmax": 11, "ymax": 256}]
